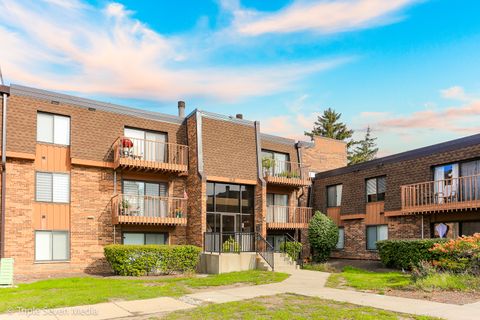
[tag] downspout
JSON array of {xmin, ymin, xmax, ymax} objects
[{"xmin": 0, "ymin": 85, "xmax": 10, "ymax": 258}]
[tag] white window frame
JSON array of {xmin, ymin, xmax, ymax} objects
[
  {"xmin": 122, "ymin": 232, "xmax": 168, "ymax": 245},
  {"xmin": 35, "ymin": 172, "xmax": 70, "ymax": 203},
  {"xmin": 37, "ymin": 112, "xmax": 70, "ymax": 145},
  {"xmin": 35, "ymin": 230, "xmax": 70, "ymax": 262}
]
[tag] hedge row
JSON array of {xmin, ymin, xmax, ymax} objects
[
  {"xmin": 104, "ymin": 244, "xmax": 201, "ymax": 276},
  {"xmin": 377, "ymin": 239, "xmax": 448, "ymax": 270}
]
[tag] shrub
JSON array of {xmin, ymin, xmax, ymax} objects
[
  {"xmin": 222, "ymin": 237, "xmax": 240, "ymax": 253},
  {"xmin": 104, "ymin": 244, "xmax": 201, "ymax": 276},
  {"xmin": 377, "ymin": 239, "xmax": 448, "ymax": 270},
  {"xmin": 308, "ymin": 211, "xmax": 338, "ymax": 262},
  {"xmin": 280, "ymin": 241, "xmax": 302, "ymax": 261},
  {"xmin": 430, "ymin": 233, "xmax": 480, "ymax": 275}
]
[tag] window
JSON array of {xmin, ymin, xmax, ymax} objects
[
  {"xmin": 36, "ymin": 172, "xmax": 70, "ymax": 203},
  {"xmin": 262, "ymin": 150, "xmax": 290, "ymax": 176},
  {"xmin": 37, "ymin": 112, "xmax": 70, "ymax": 145},
  {"xmin": 366, "ymin": 225, "xmax": 388, "ymax": 250},
  {"xmin": 366, "ymin": 176, "xmax": 386, "ymax": 202},
  {"xmin": 336, "ymin": 227, "xmax": 345, "ymax": 249},
  {"xmin": 327, "ymin": 184, "xmax": 342, "ymax": 207},
  {"xmin": 35, "ymin": 231, "xmax": 69, "ymax": 261},
  {"xmin": 123, "ymin": 232, "xmax": 168, "ymax": 245},
  {"xmin": 267, "ymin": 193, "xmax": 289, "ymax": 223},
  {"xmin": 124, "ymin": 128, "xmax": 167, "ymax": 162}
]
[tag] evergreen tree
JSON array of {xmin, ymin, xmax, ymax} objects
[
  {"xmin": 348, "ymin": 126, "xmax": 379, "ymax": 165},
  {"xmin": 304, "ymin": 107, "xmax": 357, "ymax": 157},
  {"xmin": 304, "ymin": 108, "xmax": 353, "ymax": 141}
]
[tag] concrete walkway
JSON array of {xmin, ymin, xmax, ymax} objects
[{"xmin": 1, "ymin": 270, "xmax": 479, "ymax": 320}]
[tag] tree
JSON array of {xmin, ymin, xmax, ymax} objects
[
  {"xmin": 305, "ymin": 108, "xmax": 353, "ymax": 141},
  {"xmin": 308, "ymin": 211, "xmax": 339, "ymax": 262},
  {"xmin": 348, "ymin": 126, "xmax": 379, "ymax": 165}
]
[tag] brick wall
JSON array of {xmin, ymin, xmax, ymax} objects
[{"xmin": 301, "ymin": 136, "xmax": 347, "ymax": 173}]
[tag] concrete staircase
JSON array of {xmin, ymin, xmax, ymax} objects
[{"xmin": 256, "ymin": 252, "xmax": 300, "ymax": 273}]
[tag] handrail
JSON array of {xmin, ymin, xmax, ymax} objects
[
  {"xmin": 256, "ymin": 233, "xmax": 275, "ymax": 271},
  {"xmin": 203, "ymin": 232, "xmax": 256, "ymax": 253},
  {"xmin": 112, "ymin": 194, "xmax": 187, "ymax": 219},
  {"xmin": 262, "ymin": 158, "xmax": 310, "ymax": 179},
  {"xmin": 113, "ymin": 136, "xmax": 188, "ymax": 167},
  {"xmin": 401, "ymin": 174, "xmax": 480, "ymax": 212},
  {"xmin": 266, "ymin": 205, "xmax": 313, "ymax": 224}
]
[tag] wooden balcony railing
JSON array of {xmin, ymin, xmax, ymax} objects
[
  {"xmin": 401, "ymin": 174, "xmax": 480, "ymax": 214},
  {"xmin": 111, "ymin": 194, "xmax": 187, "ymax": 225},
  {"xmin": 262, "ymin": 159, "xmax": 311, "ymax": 186},
  {"xmin": 266, "ymin": 205, "xmax": 313, "ymax": 229},
  {"xmin": 113, "ymin": 136, "xmax": 188, "ymax": 172}
]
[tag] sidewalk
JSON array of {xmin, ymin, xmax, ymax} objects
[{"xmin": 1, "ymin": 269, "xmax": 479, "ymax": 320}]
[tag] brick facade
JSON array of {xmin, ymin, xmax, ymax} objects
[
  {"xmin": 0, "ymin": 85, "xmax": 348, "ymax": 278},
  {"xmin": 314, "ymin": 136, "xmax": 480, "ymax": 260}
]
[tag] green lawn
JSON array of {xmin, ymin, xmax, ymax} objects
[
  {"xmin": 0, "ymin": 271, "xmax": 289, "ymax": 313},
  {"xmin": 325, "ymin": 266, "xmax": 480, "ymax": 294},
  {"xmin": 162, "ymin": 293, "xmax": 439, "ymax": 320},
  {"xmin": 326, "ymin": 267, "xmax": 410, "ymax": 292}
]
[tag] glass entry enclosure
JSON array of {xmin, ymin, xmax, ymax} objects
[{"xmin": 205, "ymin": 182, "xmax": 255, "ymax": 252}]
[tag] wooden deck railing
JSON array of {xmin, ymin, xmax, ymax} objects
[
  {"xmin": 113, "ymin": 136, "xmax": 188, "ymax": 172},
  {"xmin": 401, "ymin": 174, "xmax": 480, "ymax": 214},
  {"xmin": 262, "ymin": 159, "xmax": 311, "ymax": 186},
  {"xmin": 266, "ymin": 205, "xmax": 313, "ymax": 228},
  {"xmin": 111, "ymin": 194, "xmax": 187, "ymax": 225}
]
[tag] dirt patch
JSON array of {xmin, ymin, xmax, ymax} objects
[{"xmin": 384, "ymin": 289, "xmax": 480, "ymax": 305}]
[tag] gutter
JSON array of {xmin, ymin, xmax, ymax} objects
[{"xmin": 0, "ymin": 85, "xmax": 9, "ymax": 258}]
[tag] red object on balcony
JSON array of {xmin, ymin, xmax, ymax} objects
[{"xmin": 121, "ymin": 138, "xmax": 133, "ymax": 148}]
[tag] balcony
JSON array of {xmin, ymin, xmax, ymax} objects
[
  {"xmin": 111, "ymin": 194, "xmax": 187, "ymax": 225},
  {"xmin": 262, "ymin": 159, "xmax": 311, "ymax": 186},
  {"xmin": 401, "ymin": 174, "xmax": 480, "ymax": 214},
  {"xmin": 113, "ymin": 137, "xmax": 188, "ymax": 173},
  {"xmin": 266, "ymin": 205, "xmax": 313, "ymax": 229}
]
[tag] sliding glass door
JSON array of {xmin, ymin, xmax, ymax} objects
[
  {"xmin": 123, "ymin": 180, "xmax": 168, "ymax": 217},
  {"xmin": 124, "ymin": 128, "xmax": 167, "ymax": 162}
]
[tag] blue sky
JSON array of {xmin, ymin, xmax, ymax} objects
[{"xmin": 1, "ymin": 0, "xmax": 480, "ymax": 156}]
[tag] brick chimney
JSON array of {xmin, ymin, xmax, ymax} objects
[{"xmin": 178, "ymin": 101, "xmax": 185, "ymax": 117}]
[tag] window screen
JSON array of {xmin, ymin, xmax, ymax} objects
[{"xmin": 366, "ymin": 225, "xmax": 388, "ymax": 250}]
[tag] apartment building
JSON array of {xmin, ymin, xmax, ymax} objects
[
  {"xmin": 0, "ymin": 84, "xmax": 347, "ymax": 277},
  {"xmin": 314, "ymin": 134, "xmax": 480, "ymax": 260}
]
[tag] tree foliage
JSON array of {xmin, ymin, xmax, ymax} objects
[
  {"xmin": 308, "ymin": 211, "xmax": 339, "ymax": 262},
  {"xmin": 305, "ymin": 108, "xmax": 353, "ymax": 141},
  {"xmin": 348, "ymin": 126, "xmax": 379, "ymax": 165}
]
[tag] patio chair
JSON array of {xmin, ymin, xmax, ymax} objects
[{"xmin": 0, "ymin": 258, "xmax": 14, "ymax": 287}]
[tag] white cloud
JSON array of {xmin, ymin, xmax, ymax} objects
[
  {"xmin": 440, "ymin": 85, "xmax": 469, "ymax": 101},
  {"xmin": 0, "ymin": 0, "xmax": 349, "ymax": 102},
  {"xmin": 229, "ymin": 0, "xmax": 418, "ymax": 36}
]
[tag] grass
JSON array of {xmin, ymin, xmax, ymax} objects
[
  {"xmin": 326, "ymin": 267, "xmax": 410, "ymax": 292},
  {"xmin": 0, "ymin": 271, "xmax": 289, "ymax": 313},
  {"xmin": 413, "ymin": 273, "xmax": 480, "ymax": 292},
  {"xmin": 162, "ymin": 293, "xmax": 439, "ymax": 320},
  {"xmin": 302, "ymin": 263, "xmax": 338, "ymax": 273},
  {"xmin": 325, "ymin": 266, "xmax": 480, "ymax": 294}
]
